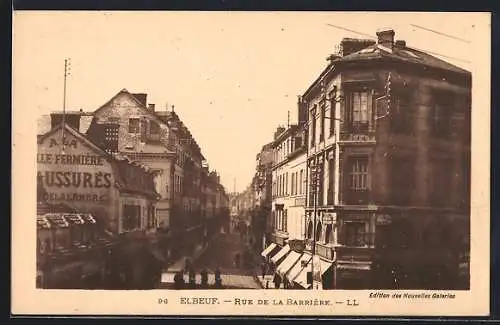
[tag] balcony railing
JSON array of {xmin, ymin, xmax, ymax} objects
[
  {"xmin": 338, "ymin": 232, "xmax": 375, "ymax": 247},
  {"xmin": 344, "ymin": 189, "xmax": 370, "ymax": 205},
  {"xmin": 336, "ymin": 245, "xmax": 376, "ymax": 262}
]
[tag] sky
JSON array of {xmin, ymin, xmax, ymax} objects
[{"xmin": 13, "ymin": 11, "xmax": 488, "ymax": 193}]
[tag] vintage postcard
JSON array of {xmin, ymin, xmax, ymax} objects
[{"xmin": 11, "ymin": 11, "xmax": 491, "ymax": 316}]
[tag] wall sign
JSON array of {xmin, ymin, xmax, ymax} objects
[
  {"xmin": 323, "ymin": 213, "xmax": 337, "ymax": 224},
  {"xmin": 38, "ymin": 132, "xmax": 114, "ymax": 203}
]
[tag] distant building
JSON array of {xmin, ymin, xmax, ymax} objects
[{"xmin": 270, "ymin": 125, "xmax": 307, "ymax": 247}]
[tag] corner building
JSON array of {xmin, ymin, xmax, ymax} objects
[{"xmin": 302, "ymin": 29, "xmax": 471, "ymax": 289}]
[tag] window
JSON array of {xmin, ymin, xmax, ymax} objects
[
  {"xmin": 344, "ymin": 222, "xmax": 367, "ymax": 247},
  {"xmin": 432, "ymin": 95, "xmax": 453, "ymax": 137},
  {"xmin": 140, "ymin": 119, "xmax": 147, "ymax": 141},
  {"xmin": 150, "ymin": 121, "xmax": 160, "ymax": 134},
  {"xmin": 430, "ymin": 158, "xmax": 453, "ymax": 207},
  {"xmin": 346, "ymin": 156, "xmax": 369, "ymax": 205},
  {"xmin": 291, "ymin": 173, "xmax": 295, "ymax": 196},
  {"xmin": 299, "ymin": 170, "xmax": 303, "ymax": 194},
  {"xmin": 286, "ymin": 173, "xmax": 289, "ymax": 195},
  {"xmin": 327, "ymin": 158, "xmax": 335, "ymax": 205},
  {"xmin": 348, "ymin": 91, "xmax": 370, "ymax": 132},
  {"xmin": 325, "ymin": 224, "xmax": 333, "ymax": 244},
  {"xmin": 295, "ymin": 172, "xmax": 299, "ymax": 195},
  {"xmin": 307, "ymin": 220, "xmax": 313, "ymax": 239},
  {"xmin": 319, "ymin": 103, "xmax": 326, "ymax": 142},
  {"xmin": 283, "ymin": 210, "xmax": 288, "ymax": 232},
  {"xmin": 329, "ymin": 87, "xmax": 337, "ymax": 136},
  {"xmin": 128, "ymin": 118, "xmax": 140, "ymax": 133},
  {"xmin": 391, "ymin": 93, "xmax": 412, "ymax": 134},
  {"xmin": 352, "ymin": 92, "xmax": 369, "ymax": 122},
  {"xmin": 391, "ymin": 156, "xmax": 415, "ymax": 205},
  {"xmin": 315, "ymin": 222, "xmax": 322, "ymax": 242},
  {"xmin": 311, "ymin": 106, "xmax": 317, "ymax": 147},
  {"xmin": 123, "ymin": 205, "xmax": 141, "ymax": 231},
  {"xmin": 349, "ymin": 157, "xmax": 368, "ymax": 190},
  {"xmin": 317, "ymin": 165, "xmax": 324, "ymax": 207},
  {"xmin": 309, "ymin": 169, "xmax": 316, "ymax": 206}
]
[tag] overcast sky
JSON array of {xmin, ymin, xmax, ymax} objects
[{"xmin": 13, "ymin": 11, "xmax": 487, "ymax": 192}]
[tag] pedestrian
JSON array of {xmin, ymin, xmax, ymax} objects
[
  {"xmin": 234, "ymin": 253, "xmax": 241, "ymax": 268},
  {"xmin": 260, "ymin": 262, "xmax": 266, "ymax": 279},
  {"xmin": 188, "ymin": 267, "xmax": 196, "ymax": 289},
  {"xmin": 273, "ymin": 273, "xmax": 281, "ymax": 289},
  {"xmin": 200, "ymin": 268, "xmax": 208, "ymax": 288},
  {"xmin": 184, "ymin": 258, "xmax": 191, "ymax": 273},
  {"xmin": 214, "ymin": 266, "xmax": 222, "ymax": 289},
  {"xmin": 174, "ymin": 271, "xmax": 185, "ymax": 290}
]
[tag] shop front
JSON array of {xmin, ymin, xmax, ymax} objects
[
  {"xmin": 37, "ymin": 124, "xmax": 161, "ymax": 289},
  {"xmin": 37, "ymin": 124, "xmax": 120, "ymax": 234}
]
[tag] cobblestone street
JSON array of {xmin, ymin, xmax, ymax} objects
[{"xmin": 191, "ymin": 231, "xmax": 261, "ymax": 289}]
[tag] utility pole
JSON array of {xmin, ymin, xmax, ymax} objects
[
  {"xmin": 61, "ymin": 58, "xmax": 71, "ymax": 154},
  {"xmin": 310, "ymin": 161, "xmax": 321, "ymax": 290}
]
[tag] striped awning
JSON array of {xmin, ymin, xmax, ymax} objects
[
  {"xmin": 261, "ymin": 243, "xmax": 277, "ymax": 258},
  {"xmin": 288, "ymin": 252, "xmax": 312, "ymax": 282},
  {"xmin": 270, "ymin": 244, "xmax": 290, "ymax": 264},
  {"xmin": 37, "ymin": 213, "xmax": 96, "ymax": 229},
  {"xmin": 64, "ymin": 214, "xmax": 85, "ymax": 225},
  {"xmin": 44, "ymin": 213, "xmax": 70, "ymax": 228},
  {"xmin": 276, "ymin": 251, "xmax": 302, "ymax": 277}
]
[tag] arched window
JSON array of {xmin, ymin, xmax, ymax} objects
[
  {"xmin": 315, "ymin": 222, "xmax": 322, "ymax": 242},
  {"xmin": 325, "ymin": 224, "xmax": 333, "ymax": 244},
  {"xmin": 307, "ymin": 220, "xmax": 313, "ymax": 239}
]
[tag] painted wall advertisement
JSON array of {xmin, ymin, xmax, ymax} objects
[{"xmin": 37, "ymin": 130, "xmax": 115, "ymax": 204}]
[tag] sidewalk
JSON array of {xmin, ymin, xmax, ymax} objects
[
  {"xmin": 166, "ymin": 233, "xmax": 221, "ymax": 272},
  {"xmin": 255, "ymin": 274, "xmax": 276, "ymax": 289}
]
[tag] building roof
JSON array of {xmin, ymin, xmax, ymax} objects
[
  {"xmin": 273, "ymin": 124, "xmax": 299, "ymax": 147},
  {"xmin": 37, "ymin": 122, "xmax": 110, "ymax": 157},
  {"xmin": 38, "ymin": 123, "xmax": 160, "ymax": 199},
  {"xmin": 339, "ymin": 43, "xmax": 470, "ymax": 75},
  {"xmin": 93, "ymin": 88, "xmax": 168, "ymax": 126},
  {"xmin": 302, "ymin": 37, "xmax": 471, "ymax": 100}
]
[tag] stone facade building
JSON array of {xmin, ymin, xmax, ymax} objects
[
  {"xmin": 301, "ymin": 29, "xmax": 471, "ymax": 289},
  {"xmin": 270, "ymin": 125, "xmax": 307, "ymax": 247}
]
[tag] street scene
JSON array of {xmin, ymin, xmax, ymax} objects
[{"xmin": 30, "ymin": 13, "xmax": 472, "ymax": 290}]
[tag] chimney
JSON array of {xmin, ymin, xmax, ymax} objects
[
  {"xmin": 326, "ymin": 54, "xmax": 341, "ymax": 63},
  {"xmin": 297, "ymin": 96, "xmax": 308, "ymax": 127},
  {"xmin": 132, "ymin": 93, "xmax": 147, "ymax": 107},
  {"xmin": 147, "ymin": 103, "xmax": 156, "ymax": 112},
  {"xmin": 395, "ymin": 40, "xmax": 406, "ymax": 49},
  {"xmin": 274, "ymin": 126, "xmax": 286, "ymax": 140},
  {"xmin": 340, "ymin": 38, "xmax": 376, "ymax": 56},
  {"xmin": 376, "ymin": 29, "xmax": 395, "ymax": 49}
]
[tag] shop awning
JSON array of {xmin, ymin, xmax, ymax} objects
[
  {"xmin": 270, "ymin": 244, "xmax": 290, "ymax": 264},
  {"xmin": 37, "ymin": 216, "xmax": 51, "ymax": 230},
  {"xmin": 292, "ymin": 262, "xmax": 312, "ymax": 289},
  {"xmin": 318, "ymin": 258, "xmax": 334, "ymax": 276},
  {"xmin": 38, "ymin": 213, "xmax": 96, "ymax": 229},
  {"xmin": 261, "ymin": 243, "xmax": 277, "ymax": 257},
  {"xmin": 44, "ymin": 213, "xmax": 70, "ymax": 228},
  {"xmin": 288, "ymin": 252, "xmax": 312, "ymax": 282},
  {"xmin": 64, "ymin": 214, "xmax": 85, "ymax": 225},
  {"xmin": 337, "ymin": 262, "xmax": 371, "ymax": 271},
  {"xmin": 276, "ymin": 251, "xmax": 302, "ymax": 277},
  {"xmin": 81, "ymin": 213, "xmax": 96, "ymax": 224}
]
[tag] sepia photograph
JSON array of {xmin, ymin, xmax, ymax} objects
[{"xmin": 12, "ymin": 11, "xmax": 490, "ymax": 316}]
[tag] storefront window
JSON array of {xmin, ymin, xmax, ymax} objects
[
  {"xmin": 344, "ymin": 222, "xmax": 367, "ymax": 247},
  {"xmin": 123, "ymin": 205, "xmax": 141, "ymax": 231}
]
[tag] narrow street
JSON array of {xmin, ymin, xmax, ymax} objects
[{"xmin": 192, "ymin": 231, "xmax": 261, "ymax": 289}]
